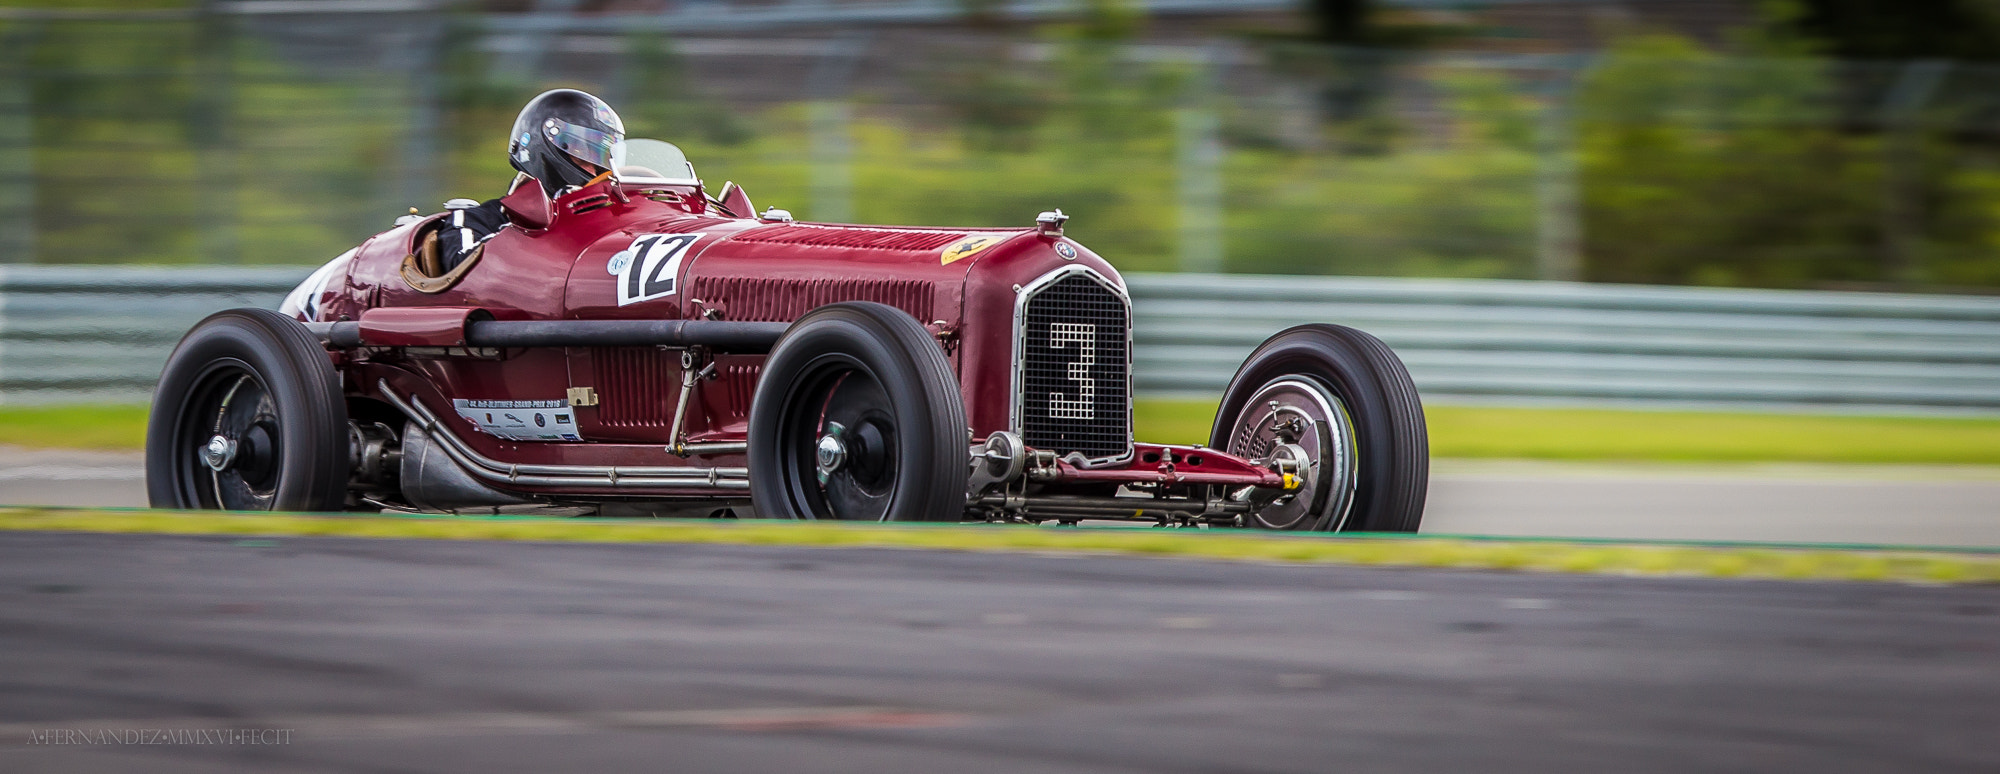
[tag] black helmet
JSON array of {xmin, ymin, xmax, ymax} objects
[{"xmin": 508, "ymin": 89, "xmax": 625, "ymax": 198}]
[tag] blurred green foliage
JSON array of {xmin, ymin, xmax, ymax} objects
[
  {"xmin": 7, "ymin": 2, "xmax": 2000, "ymax": 291},
  {"xmin": 1576, "ymin": 31, "xmax": 2000, "ymax": 288},
  {"xmin": 1575, "ymin": 34, "xmax": 1882, "ymax": 287}
]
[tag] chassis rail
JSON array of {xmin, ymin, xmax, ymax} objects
[{"xmin": 307, "ymin": 319, "xmax": 790, "ymax": 353}]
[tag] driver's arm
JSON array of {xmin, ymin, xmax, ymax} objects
[{"xmin": 437, "ymin": 198, "xmax": 508, "ymax": 272}]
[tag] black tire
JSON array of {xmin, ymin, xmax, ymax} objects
[
  {"xmin": 146, "ymin": 308, "xmax": 350, "ymax": 511},
  {"xmin": 1210, "ymin": 324, "xmax": 1427, "ymax": 532},
  {"xmin": 748, "ymin": 302, "xmax": 968, "ymax": 521}
]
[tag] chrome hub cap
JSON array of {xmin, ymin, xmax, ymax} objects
[
  {"xmin": 815, "ymin": 424, "xmax": 848, "ymax": 483},
  {"xmin": 201, "ymin": 435, "xmax": 238, "ymax": 472},
  {"xmin": 1225, "ymin": 377, "xmax": 1358, "ymax": 531}
]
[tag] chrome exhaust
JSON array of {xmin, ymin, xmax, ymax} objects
[{"xmin": 378, "ymin": 380, "xmax": 751, "ymax": 492}]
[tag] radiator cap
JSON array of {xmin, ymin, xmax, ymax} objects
[{"xmin": 1036, "ymin": 209, "xmax": 1067, "ymax": 237}]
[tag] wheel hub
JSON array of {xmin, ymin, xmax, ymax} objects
[
  {"xmin": 815, "ymin": 423, "xmax": 848, "ymax": 483},
  {"xmin": 201, "ymin": 435, "xmax": 238, "ymax": 472},
  {"xmin": 1225, "ymin": 377, "xmax": 1357, "ymax": 531}
]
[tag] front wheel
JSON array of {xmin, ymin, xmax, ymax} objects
[
  {"xmin": 146, "ymin": 308, "xmax": 351, "ymax": 511},
  {"xmin": 748, "ymin": 302, "xmax": 969, "ymax": 521},
  {"xmin": 1211, "ymin": 324, "xmax": 1428, "ymax": 532}
]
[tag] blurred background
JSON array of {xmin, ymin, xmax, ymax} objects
[
  {"xmin": 1, "ymin": 0, "xmax": 1998, "ymax": 470},
  {"xmin": 12, "ymin": 0, "xmax": 2000, "ymax": 289},
  {"xmin": 1, "ymin": 7, "xmax": 1995, "ymax": 764}
]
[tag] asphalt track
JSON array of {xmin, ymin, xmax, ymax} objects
[
  {"xmin": 7, "ymin": 447, "xmax": 1998, "ymax": 546},
  {"xmin": 2, "ymin": 530, "xmax": 1996, "ymax": 773}
]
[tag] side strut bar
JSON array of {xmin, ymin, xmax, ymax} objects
[{"xmin": 304, "ymin": 319, "xmax": 790, "ymax": 353}]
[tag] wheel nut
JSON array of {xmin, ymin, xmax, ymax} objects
[
  {"xmin": 201, "ymin": 435, "xmax": 238, "ymax": 472},
  {"xmin": 816, "ymin": 434, "xmax": 847, "ymax": 474}
]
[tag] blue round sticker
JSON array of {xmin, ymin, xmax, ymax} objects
[{"xmin": 607, "ymin": 249, "xmax": 633, "ymax": 275}]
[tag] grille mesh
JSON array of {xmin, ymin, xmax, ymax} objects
[{"xmin": 1020, "ymin": 272, "xmax": 1130, "ymax": 460}]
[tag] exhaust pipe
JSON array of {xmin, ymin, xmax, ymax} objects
[{"xmin": 399, "ymin": 423, "xmax": 535, "ymax": 513}]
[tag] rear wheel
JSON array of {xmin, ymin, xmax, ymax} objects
[
  {"xmin": 1211, "ymin": 324, "xmax": 1427, "ymax": 532},
  {"xmin": 146, "ymin": 308, "xmax": 350, "ymax": 511},
  {"xmin": 748, "ymin": 302, "xmax": 968, "ymax": 521}
]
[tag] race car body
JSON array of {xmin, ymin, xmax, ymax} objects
[{"xmin": 148, "ymin": 140, "xmax": 1430, "ymax": 530}]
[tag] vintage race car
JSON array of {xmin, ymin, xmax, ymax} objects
[{"xmin": 146, "ymin": 139, "xmax": 1429, "ymax": 530}]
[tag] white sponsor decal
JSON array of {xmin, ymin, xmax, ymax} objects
[
  {"xmin": 453, "ymin": 399, "xmax": 583, "ymax": 442},
  {"xmin": 611, "ymin": 233, "xmax": 701, "ymax": 306}
]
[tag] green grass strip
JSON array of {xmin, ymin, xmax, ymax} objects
[
  {"xmin": 13, "ymin": 402, "xmax": 2000, "ymax": 465},
  {"xmin": 2, "ymin": 507, "xmax": 1993, "ymax": 585},
  {"xmin": 1137, "ymin": 400, "xmax": 2000, "ymax": 465},
  {"xmin": 0, "ymin": 405, "xmax": 150, "ymax": 450}
]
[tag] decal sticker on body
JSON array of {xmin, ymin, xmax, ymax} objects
[
  {"xmin": 941, "ymin": 234, "xmax": 1004, "ymax": 265},
  {"xmin": 608, "ymin": 233, "xmax": 702, "ymax": 306},
  {"xmin": 453, "ymin": 399, "xmax": 584, "ymax": 442}
]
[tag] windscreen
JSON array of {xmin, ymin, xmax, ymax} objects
[{"xmin": 614, "ymin": 139, "xmax": 698, "ymax": 184}]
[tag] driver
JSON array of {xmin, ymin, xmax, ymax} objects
[{"xmin": 434, "ymin": 88, "xmax": 626, "ymax": 272}]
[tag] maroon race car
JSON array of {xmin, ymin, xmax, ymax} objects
[{"xmin": 146, "ymin": 139, "xmax": 1429, "ymax": 531}]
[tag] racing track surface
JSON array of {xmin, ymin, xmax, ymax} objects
[{"xmin": 2, "ymin": 532, "xmax": 1995, "ymax": 773}]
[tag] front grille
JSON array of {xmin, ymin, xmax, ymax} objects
[{"xmin": 1018, "ymin": 270, "xmax": 1131, "ymax": 461}]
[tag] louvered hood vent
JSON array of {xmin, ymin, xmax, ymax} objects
[{"xmin": 730, "ymin": 224, "xmax": 976, "ymax": 252}]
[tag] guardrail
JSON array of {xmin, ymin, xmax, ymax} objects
[
  {"xmin": 0, "ymin": 267, "xmax": 305, "ymax": 404},
  {"xmin": 4, "ymin": 266, "xmax": 1999, "ymax": 413},
  {"xmin": 1130, "ymin": 273, "xmax": 2000, "ymax": 413}
]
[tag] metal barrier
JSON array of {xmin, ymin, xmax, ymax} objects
[
  {"xmin": 5, "ymin": 266, "xmax": 1999, "ymax": 413},
  {"xmin": 0, "ymin": 267, "xmax": 304, "ymax": 404},
  {"xmin": 1131, "ymin": 274, "xmax": 2000, "ymax": 413}
]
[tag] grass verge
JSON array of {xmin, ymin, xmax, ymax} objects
[
  {"xmin": 8, "ymin": 402, "xmax": 2000, "ymax": 465},
  {"xmin": 1138, "ymin": 400, "xmax": 2000, "ymax": 465},
  {"xmin": 0, "ymin": 405, "xmax": 150, "ymax": 450},
  {"xmin": 2, "ymin": 507, "xmax": 1993, "ymax": 585}
]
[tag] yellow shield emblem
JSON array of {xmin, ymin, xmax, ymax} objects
[{"xmin": 940, "ymin": 235, "xmax": 1003, "ymax": 265}]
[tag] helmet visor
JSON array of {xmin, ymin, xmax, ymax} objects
[{"xmin": 547, "ymin": 119, "xmax": 622, "ymax": 172}]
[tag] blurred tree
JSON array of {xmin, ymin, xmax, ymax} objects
[
  {"xmin": 1775, "ymin": 0, "xmax": 2000, "ymax": 60},
  {"xmin": 1751, "ymin": 0, "xmax": 2000, "ymax": 284},
  {"xmin": 1285, "ymin": 0, "xmax": 1458, "ymax": 155},
  {"xmin": 1576, "ymin": 34, "xmax": 1886, "ymax": 287},
  {"xmin": 621, "ymin": 36, "xmax": 751, "ymax": 147}
]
